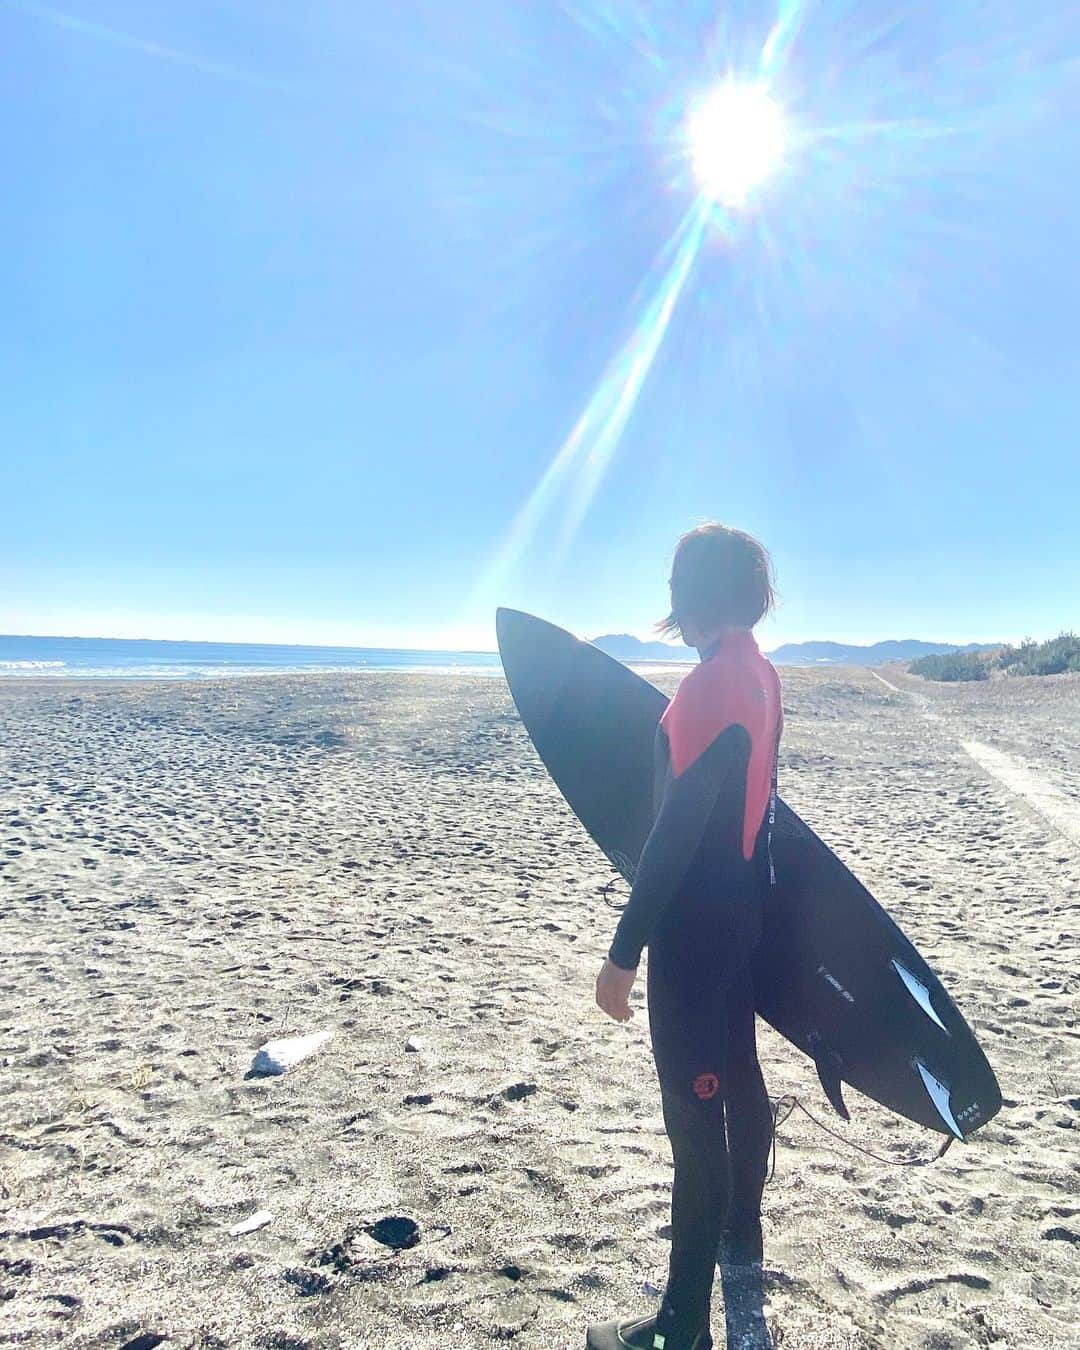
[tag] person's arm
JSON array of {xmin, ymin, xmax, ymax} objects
[{"xmin": 607, "ymin": 721, "xmax": 750, "ymax": 970}]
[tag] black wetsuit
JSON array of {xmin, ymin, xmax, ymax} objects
[{"xmin": 608, "ymin": 629, "xmax": 782, "ymax": 1339}]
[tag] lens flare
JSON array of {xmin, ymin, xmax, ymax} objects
[
  {"xmin": 475, "ymin": 200, "xmax": 711, "ymax": 603},
  {"xmin": 687, "ymin": 81, "xmax": 786, "ymax": 208},
  {"xmin": 475, "ymin": 7, "xmax": 806, "ymax": 613}
]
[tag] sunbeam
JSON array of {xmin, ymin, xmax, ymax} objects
[
  {"xmin": 479, "ymin": 198, "xmax": 711, "ymax": 599},
  {"xmin": 3, "ymin": 0, "xmax": 293, "ymax": 91},
  {"xmin": 478, "ymin": 5, "xmax": 808, "ymax": 604},
  {"xmin": 759, "ymin": 0, "xmax": 807, "ymax": 80},
  {"xmin": 459, "ymin": 0, "xmax": 1079, "ymax": 627}
]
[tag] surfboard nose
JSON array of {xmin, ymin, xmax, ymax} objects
[
  {"xmin": 496, "ymin": 607, "xmax": 567, "ymax": 657},
  {"xmin": 496, "ymin": 608, "xmax": 526, "ymax": 658}
]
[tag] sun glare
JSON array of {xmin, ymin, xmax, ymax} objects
[{"xmin": 687, "ymin": 81, "xmax": 786, "ymax": 209}]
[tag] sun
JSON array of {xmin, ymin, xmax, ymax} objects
[{"xmin": 686, "ymin": 81, "xmax": 786, "ymax": 209}]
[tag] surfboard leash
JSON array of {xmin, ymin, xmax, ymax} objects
[{"xmin": 766, "ymin": 1094, "xmax": 953, "ymax": 1182}]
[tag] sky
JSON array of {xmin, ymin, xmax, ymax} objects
[{"xmin": 3, "ymin": 0, "xmax": 1079, "ymax": 652}]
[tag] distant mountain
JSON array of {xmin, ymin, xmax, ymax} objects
[
  {"xmin": 592, "ymin": 633, "xmax": 1000, "ymax": 667},
  {"xmin": 766, "ymin": 639, "xmax": 999, "ymax": 667},
  {"xmin": 592, "ymin": 633, "xmax": 692, "ymax": 662}
]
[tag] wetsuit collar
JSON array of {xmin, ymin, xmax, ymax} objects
[{"xmin": 697, "ymin": 628, "xmax": 757, "ymax": 663}]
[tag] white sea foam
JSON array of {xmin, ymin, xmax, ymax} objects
[{"xmin": 0, "ymin": 660, "xmax": 66, "ymax": 670}]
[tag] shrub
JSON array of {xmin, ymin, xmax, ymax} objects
[
  {"xmin": 912, "ymin": 633, "xmax": 1080, "ymax": 681},
  {"xmin": 996, "ymin": 632, "xmax": 1080, "ymax": 676},
  {"xmin": 908, "ymin": 651, "xmax": 989, "ymax": 681}
]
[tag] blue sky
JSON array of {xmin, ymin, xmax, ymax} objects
[{"xmin": 3, "ymin": 0, "xmax": 1078, "ymax": 651}]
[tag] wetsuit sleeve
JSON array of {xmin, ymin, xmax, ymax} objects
[{"xmin": 607, "ymin": 714, "xmax": 750, "ymax": 971}]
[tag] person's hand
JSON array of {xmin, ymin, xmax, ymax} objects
[{"xmin": 595, "ymin": 957, "xmax": 637, "ymax": 1022}]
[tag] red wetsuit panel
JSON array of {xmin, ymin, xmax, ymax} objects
[{"xmin": 660, "ymin": 631, "xmax": 782, "ymax": 861}]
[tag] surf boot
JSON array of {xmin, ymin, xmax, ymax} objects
[{"xmin": 586, "ymin": 1296, "xmax": 712, "ymax": 1350}]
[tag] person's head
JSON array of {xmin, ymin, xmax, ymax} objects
[{"xmin": 659, "ymin": 523, "xmax": 775, "ymax": 647}]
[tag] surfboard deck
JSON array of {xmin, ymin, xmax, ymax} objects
[{"xmin": 496, "ymin": 608, "xmax": 1001, "ymax": 1139}]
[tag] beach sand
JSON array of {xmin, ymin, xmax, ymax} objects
[{"xmin": 0, "ymin": 666, "xmax": 1077, "ymax": 1349}]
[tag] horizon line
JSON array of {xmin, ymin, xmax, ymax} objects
[
  {"xmin": 1, "ymin": 629, "xmax": 1019, "ymax": 657},
  {"xmin": 0, "ymin": 631, "xmax": 500, "ymax": 656}
]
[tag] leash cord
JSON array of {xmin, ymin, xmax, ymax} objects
[{"xmin": 766, "ymin": 1093, "xmax": 953, "ymax": 1182}]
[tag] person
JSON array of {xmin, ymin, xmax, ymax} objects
[{"xmin": 587, "ymin": 524, "xmax": 783, "ymax": 1350}]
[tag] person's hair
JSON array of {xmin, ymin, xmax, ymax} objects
[{"xmin": 658, "ymin": 523, "xmax": 775, "ymax": 639}]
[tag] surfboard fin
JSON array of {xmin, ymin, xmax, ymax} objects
[
  {"xmin": 914, "ymin": 1060, "xmax": 964, "ymax": 1140},
  {"xmin": 809, "ymin": 1032, "xmax": 850, "ymax": 1121},
  {"xmin": 892, "ymin": 959, "xmax": 949, "ymax": 1034}
]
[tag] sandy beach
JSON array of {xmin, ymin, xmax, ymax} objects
[{"xmin": 0, "ymin": 665, "xmax": 1077, "ymax": 1349}]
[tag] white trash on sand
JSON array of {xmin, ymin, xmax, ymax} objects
[
  {"xmin": 247, "ymin": 1030, "xmax": 332, "ymax": 1078},
  {"xmin": 229, "ymin": 1210, "xmax": 274, "ymax": 1237}
]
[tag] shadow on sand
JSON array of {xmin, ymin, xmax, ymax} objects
[{"xmin": 718, "ymin": 1261, "xmax": 774, "ymax": 1350}]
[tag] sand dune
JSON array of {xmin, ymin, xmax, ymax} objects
[{"xmin": 0, "ymin": 667, "xmax": 1077, "ymax": 1348}]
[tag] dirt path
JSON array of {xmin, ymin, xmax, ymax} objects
[{"xmin": 870, "ymin": 667, "xmax": 1080, "ymax": 846}]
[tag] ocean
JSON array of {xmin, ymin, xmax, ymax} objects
[{"xmin": 0, "ymin": 635, "xmax": 503, "ymax": 681}]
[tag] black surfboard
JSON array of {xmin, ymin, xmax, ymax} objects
[{"xmin": 497, "ymin": 608, "xmax": 1001, "ymax": 1140}]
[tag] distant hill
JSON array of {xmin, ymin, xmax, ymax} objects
[
  {"xmin": 767, "ymin": 639, "xmax": 999, "ymax": 667},
  {"xmin": 592, "ymin": 633, "xmax": 999, "ymax": 667},
  {"xmin": 592, "ymin": 634, "xmax": 692, "ymax": 662}
]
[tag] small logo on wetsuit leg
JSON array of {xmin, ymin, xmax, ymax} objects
[{"xmin": 692, "ymin": 1072, "xmax": 720, "ymax": 1100}]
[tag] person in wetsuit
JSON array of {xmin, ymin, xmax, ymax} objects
[{"xmin": 588, "ymin": 524, "xmax": 783, "ymax": 1350}]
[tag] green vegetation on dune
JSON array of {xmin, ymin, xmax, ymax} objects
[
  {"xmin": 907, "ymin": 651, "xmax": 991, "ymax": 681},
  {"xmin": 996, "ymin": 632, "xmax": 1080, "ymax": 676},
  {"xmin": 909, "ymin": 633, "xmax": 1080, "ymax": 681}
]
